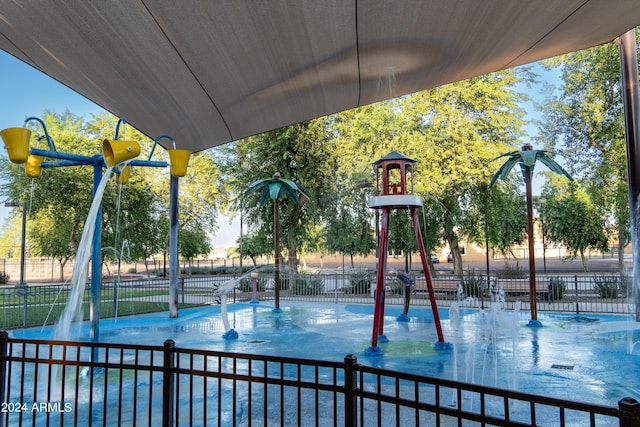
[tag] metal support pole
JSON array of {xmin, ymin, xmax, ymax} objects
[
  {"xmin": 574, "ymin": 275, "xmax": 580, "ymax": 315},
  {"xmin": 20, "ymin": 201, "xmax": 27, "ymax": 327},
  {"xmin": 19, "ymin": 202, "xmax": 26, "ymax": 286},
  {"xmin": 90, "ymin": 164, "xmax": 102, "ymax": 343},
  {"xmin": 169, "ymin": 176, "xmax": 179, "ymax": 318},
  {"xmin": 619, "ymin": 397, "xmax": 640, "ymax": 427},
  {"xmin": 0, "ymin": 330, "xmax": 7, "ymax": 427},
  {"xmin": 618, "ymin": 29, "xmax": 640, "ymax": 321},
  {"xmin": 343, "ymin": 354, "xmax": 358, "ymax": 427},
  {"xmin": 274, "ymin": 199, "xmax": 281, "ymax": 311},
  {"xmin": 525, "ymin": 164, "xmax": 540, "ymax": 326},
  {"xmin": 162, "ymin": 339, "xmax": 175, "ymax": 427}
]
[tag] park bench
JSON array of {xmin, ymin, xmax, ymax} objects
[
  {"xmin": 412, "ymin": 276, "xmax": 550, "ymax": 299},
  {"xmin": 496, "ymin": 278, "xmax": 550, "ymax": 299}
]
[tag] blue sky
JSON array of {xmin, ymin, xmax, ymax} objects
[{"xmin": 0, "ymin": 50, "xmax": 560, "ymax": 248}]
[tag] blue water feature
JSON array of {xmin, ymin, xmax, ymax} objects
[{"xmin": 12, "ymin": 301, "xmax": 640, "ymax": 408}]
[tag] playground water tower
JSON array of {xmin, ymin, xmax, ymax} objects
[{"xmin": 366, "ymin": 151, "xmax": 450, "ymax": 355}]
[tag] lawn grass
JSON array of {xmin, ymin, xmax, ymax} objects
[{"xmin": 0, "ymin": 298, "xmax": 207, "ymax": 329}]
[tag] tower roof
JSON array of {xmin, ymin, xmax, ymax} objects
[{"xmin": 373, "ymin": 151, "xmax": 417, "ymax": 165}]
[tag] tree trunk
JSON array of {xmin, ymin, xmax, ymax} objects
[
  {"xmin": 580, "ymin": 250, "xmax": 589, "ymax": 272},
  {"xmin": 447, "ymin": 238, "xmax": 463, "ymax": 276},
  {"xmin": 59, "ymin": 258, "xmax": 67, "ymax": 282}
]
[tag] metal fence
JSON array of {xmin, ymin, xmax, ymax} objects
[
  {"xmin": 266, "ymin": 271, "xmax": 636, "ymax": 316},
  {"xmin": 0, "ymin": 272, "xmax": 635, "ymax": 330},
  {"xmin": 1, "ymin": 331, "xmax": 638, "ymax": 427}
]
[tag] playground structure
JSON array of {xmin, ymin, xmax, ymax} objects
[
  {"xmin": 1, "ymin": 116, "xmax": 191, "ymax": 343},
  {"xmin": 366, "ymin": 151, "xmax": 450, "ymax": 355},
  {"xmin": 213, "ymin": 268, "xmax": 263, "ymax": 340}
]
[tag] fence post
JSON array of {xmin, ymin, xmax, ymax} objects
[
  {"xmin": 574, "ymin": 275, "xmax": 580, "ymax": 315},
  {"xmin": 0, "ymin": 330, "xmax": 8, "ymax": 427},
  {"xmin": 344, "ymin": 354, "xmax": 358, "ymax": 427},
  {"xmin": 180, "ymin": 277, "xmax": 185, "ymax": 305},
  {"xmin": 113, "ymin": 281, "xmax": 118, "ymax": 316},
  {"xmin": 619, "ymin": 397, "xmax": 640, "ymax": 427},
  {"xmin": 162, "ymin": 339, "xmax": 175, "ymax": 427}
]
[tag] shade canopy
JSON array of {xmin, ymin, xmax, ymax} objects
[{"xmin": 0, "ymin": 1, "xmax": 639, "ymax": 152}]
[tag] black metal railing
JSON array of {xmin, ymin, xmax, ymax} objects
[
  {"xmin": 0, "ymin": 272, "xmax": 635, "ymax": 330},
  {"xmin": 0, "ymin": 331, "xmax": 638, "ymax": 426}
]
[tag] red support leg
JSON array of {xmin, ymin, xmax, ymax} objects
[
  {"xmin": 411, "ymin": 208, "xmax": 446, "ymax": 344},
  {"xmin": 369, "ymin": 208, "xmax": 389, "ymax": 351}
]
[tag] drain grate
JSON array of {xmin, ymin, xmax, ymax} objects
[
  {"xmin": 551, "ymin": 364, "xmax": 574, "ymax": 370},
  {"xmin": 247, "ymin": 339, "xmax": 269, "ymax": 344}
]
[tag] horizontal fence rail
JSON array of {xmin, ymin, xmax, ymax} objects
[
  {"xmin": 0, "ymin": 332, "xmax": 637, "ymax": 427},
  {"xmin": 0, "ymin": 272, "xmax": 635, "ymax": 330}
]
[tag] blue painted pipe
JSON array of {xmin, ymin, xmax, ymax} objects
[
  {"xmin": 31, "ymin": 148, "xmax": 98, "ymax": 166},
  {"xmin": 24, "ymin": 117, "xmax": 56, "ymax": 152}
]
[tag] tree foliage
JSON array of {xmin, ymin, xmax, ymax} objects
[
  {"xmin": 463, "ymin": 182, "xmax": 527, "ymax": 263},
  {"xmin": 398, "ymin": 71, "xmax": 530, "ymax": 273},
  {"xmin": 324, "ymin": 183, "xmax": 375, "ymax": 267},
  {"xmin": 542, "ymin": 183, "xmax": 609, "ymax": 272},
  {"xmin": 539, "ymin": 37, "xmax": 632, "ymax": 273},
  {"xmin": 219, "ymin": 119, "xmax": 338, "ymax": 271}
]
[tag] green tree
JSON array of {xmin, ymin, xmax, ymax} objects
[
  {"xmin": 463, "ymin": 182, "xmax": 527, "ymax": 264},
  {"xmin": 542, "ymin": 182, "xmax": 609, "ymax": 272},
  {"xmin": 0, "ymin": 215, "xmax": 24, "ymax": 259},
  {"xmin": 324, "ymin": 179, "xmax": 375, "ymax": 268},
  {"xmin": 539, "ymin": 38, "xmax": 631, "ymax": 274},
  {"xmin": 237, "ymin": 232, "xmax": 271, "ymax": 266},
  {"xmin": 400, "ymin": 71, "xmax": 529, "ymax": 274},
  {"xmin": 219, "ymin": 120, "xmax": 338, "ymax": 272},
  {"xmin": 179, "ymin": 227, "xmax": 211, "ymax": 271},
  {"xmin": 102, "ymin": 166, "xmax": 168, "ymax": 276},
  {"xmin": 29, "ymin": 206, "xmax": 76, "ymax": 281}
]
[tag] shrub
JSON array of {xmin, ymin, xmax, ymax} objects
[
  {"xmin": 461, "ymin": 270, "xmax": 486, "ymax": 298},
  {"xmin": 496, "ymin": 264, "xmax": 527, "ymax": 278},
  {"xmin": 593, "ymin": 274, "xmax": 628, "ymax": 298},
  {"xmin": 548, "ymin": 277, "xmax": 566, "ymax": 301},
  {"xmin": 346, "ymin": 271, "xmax": 373, "ymax": 294},
  {"xmin": 387, "ymin": 278, "xmax": 403, "ymax": 295},
  {"xmin": 0, "ymin": 272, "xmax": 9, "ymax": 284},
  {"xmin": 238, "ymin": 276, "xmax": 267, "ymax": 293},
  {"xmin": 292, "ymin": 275, "xmax": 324, "ymax": 295}
]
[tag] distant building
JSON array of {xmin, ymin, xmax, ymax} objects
[{"xmin": 208, "ymin": 248, "xmax": 228, "ymax": 260}]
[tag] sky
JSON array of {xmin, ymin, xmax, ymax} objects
[{"xmin": 0, "ymin": 50, "xmax": 560, "ymax": 249}]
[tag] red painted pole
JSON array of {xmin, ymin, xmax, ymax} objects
[
  {"xmin": 370, "ymin": 208, "xmax": 390, "ymax": 348},
  {"xmin": 411, "ymin": 208, "xmax": 445, "ymax": 343}
]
